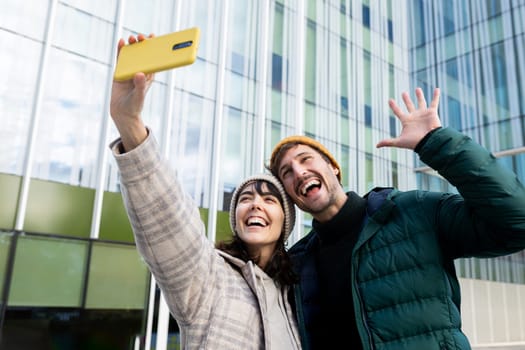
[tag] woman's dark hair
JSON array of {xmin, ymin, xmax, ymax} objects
[{"xmin": 216, "ymin": 179, "xmax": 298, "ymax": 286}]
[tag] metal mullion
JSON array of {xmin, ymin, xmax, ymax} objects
[
  {"xmin": 90, "ymin": 0, "xmax": 125, "ymax": 239},
  {"xmin": 207, "ymin": 0, "xmax": 230, "ymax": 243},
  {"xmin": 15, "ymin": 0, "xmax": 59, "ymax": 230}
]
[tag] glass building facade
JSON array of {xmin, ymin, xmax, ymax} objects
[{"xmin": 0, "ymin": 0, "xmax": 524, "ymax": 349}]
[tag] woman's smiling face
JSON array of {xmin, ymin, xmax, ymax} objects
[{"xmin": 235, "ymin": 181, "xmax": 285, "ymax": 249}]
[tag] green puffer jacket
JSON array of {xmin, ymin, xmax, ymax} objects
[{"xmin": 290, "ymin": 127, "xmax": 525, "ymax": 350}]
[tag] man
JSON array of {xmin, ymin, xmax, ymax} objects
[{"xmin": 268, "ymin": 87, "xmax": 525, "ymax": 350}]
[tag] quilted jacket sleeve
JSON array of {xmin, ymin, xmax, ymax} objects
[
  {"xmin": 110, "ymin": 132, "xmax": 218, "ymax": 324},
  {"xmin": 417, "ymin": 127, "xmax": 525, "ymax": 258}
]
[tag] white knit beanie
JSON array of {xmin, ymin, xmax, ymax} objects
[{"xmin": 229, "ymin": 173, "xmax": 296, "ymax": 242}]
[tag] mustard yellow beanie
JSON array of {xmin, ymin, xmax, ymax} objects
[{"xmin": 269, "ymin": 135, "xmax": 342, "ymax": 182}]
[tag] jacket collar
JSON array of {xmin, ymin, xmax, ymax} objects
[{"xmin": 354, "ymin": 187, "xmax": 396, "ymax": 250}]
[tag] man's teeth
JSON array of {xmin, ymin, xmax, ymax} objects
[{"xmin": 301, "ymin": 179, "xmax": 320, "ymax": 195}]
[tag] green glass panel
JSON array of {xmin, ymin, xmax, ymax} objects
[
  {"xmin": 391, "ymin": 160, "xmax": 399, "ymax": 189},
  {"xmin": 305, "ymin": 22, "xmax": 316, "ymax": 103},
  {"xmin": 388, "ymin": 41, "xmax": 394, "ymax": 64},
  {"xmin": 341, "ymin": 146, "xmax": 349, "ymax": 189},
  {"xmin": 273, "ymin": 3, "xmax": 284, "ymax": 55},
  {"xmin": 389, "ymin": 66, "xmax": 395, "ymax": 99},
  {"xmin": 365, "ymin": 153, "xmax": 374, "ymax": 191},
  {"xmin": 340, "ymin": 12, "xmax": 346, "ymax": 36},
  {"xmin": 341, "ymin": 116, "xmax": 349, "ymax": 144},
  {"xmin": 215, "ymin": 210, "xmax": 233, "ymax": 243},
  {"xmin": 85, "ymin": 242, "xmax": 149, "ymax": 309},
  {"xmin": 363, "ymin": 27, "xmax": 371, "ymax": 51},
  {"xmin": 0, "ymin": 174, "xmax": 20, "ymax": 230},
  {"xmin": 307, "ymin": 0, "xmax": 316, "ymax": 20},
  {"xmin": 365, "ymin": 125, "xmax": 373, "ymax": 152},
  {"xmin": 99, "ymin": 191, "xmax": 134, "ymax": 243},
  {"xmin": 304, "ymin": 103, "xmax": 316, "ymax": 135},
  {"xmin": 0, "ymin": 231, "xmax": 14, "ymax": 297},
  {"xmin": 271, "ymin": 89, "xmax": 283, "ymax": 122},
  {"xmin": 341, "ymin": 40, "xmax": 348, "ymax": 91},
  {"xmin": 270, "ymin": 123, "xmax": 281, "ymax": 158},
  {"xmin": 24, "ymin": 179, "xmax": 94, "ymax": 237},
  {"xmin": 363, "ymin": 51, "xmax": 371, "ymax": 105},
  {"xmin": 8, "ymin": 235, "xmax": 87, "ymax": 307}
]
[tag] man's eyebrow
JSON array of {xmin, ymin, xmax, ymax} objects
[
  {"xmin": 287, "ymin": 150, "xmax": 315, "ymax": 162},
  {"xmin": 296, "ymin": 150, "xmax": 314, "ymax": 157}
]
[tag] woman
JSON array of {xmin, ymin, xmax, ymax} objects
[{"xmin": 109, "ymin": 35, "xmax": 302, "ymax": 349}]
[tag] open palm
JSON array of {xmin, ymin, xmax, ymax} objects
[{"xmin": 377, "ymin": 87, "xmax": 442, "ymax": 150}]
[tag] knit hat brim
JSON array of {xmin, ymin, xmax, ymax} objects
[
  {"xmin": 229, "ymin": 173, "xmax": 295, "ymax": 242},
  {"xmin": 269, "ymin": 135, "xmax": 342, "ymax": 182}
]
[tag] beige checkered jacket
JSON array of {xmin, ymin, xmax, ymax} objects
[{"xmin": 110, "ymin": 133, "xmax": 301, "ymax": 350}]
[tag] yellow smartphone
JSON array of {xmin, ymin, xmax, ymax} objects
[{"xmin": 114, "ymin": 27, "xmax": 200, "ymax": 81}]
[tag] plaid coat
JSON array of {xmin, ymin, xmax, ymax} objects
[{"xmin": 110, "ymin": 134, "xmax": 301, "ymax": 350}]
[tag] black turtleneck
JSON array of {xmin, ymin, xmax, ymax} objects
[{"xmin": 310, "ymin": 191, "xmax": 366, "ymax": 349}]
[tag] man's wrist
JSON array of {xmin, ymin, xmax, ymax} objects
[{"xmin": 414, "ymin": 127, "xmax": 442, "ymax": 153}]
